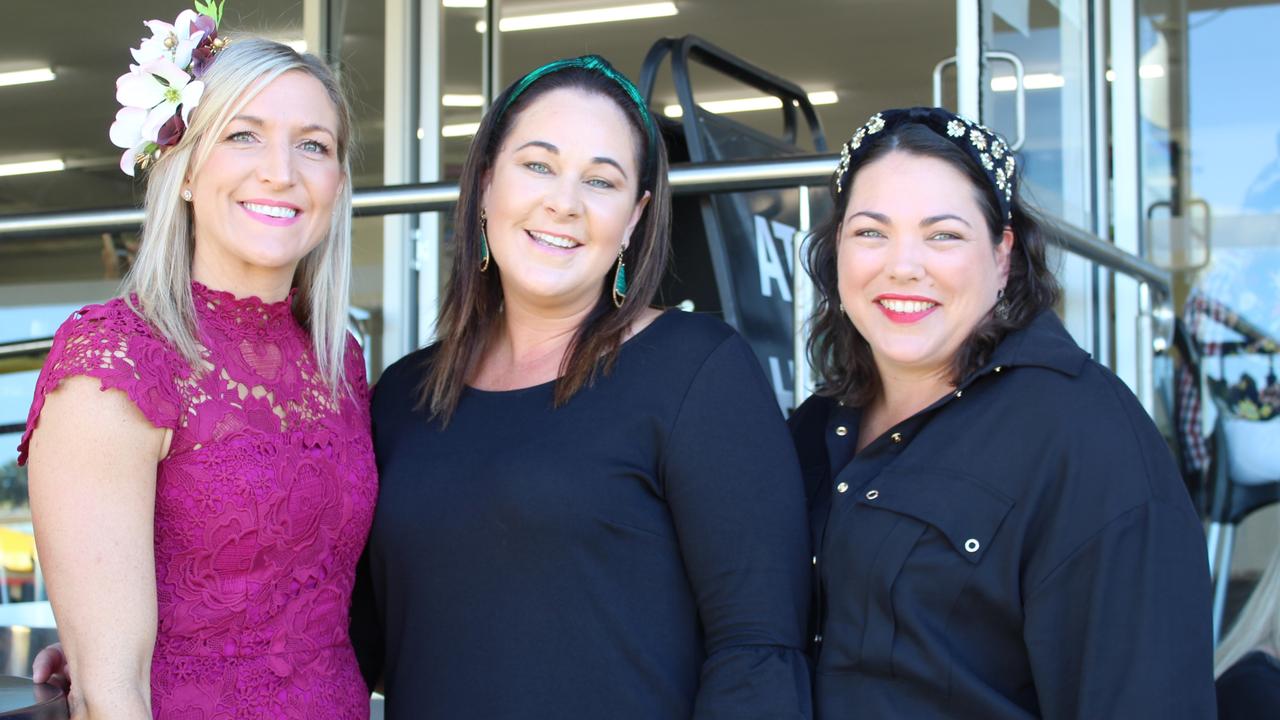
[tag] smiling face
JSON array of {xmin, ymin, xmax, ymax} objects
[
  {"xmin": 481, "ymin": 87, "xmax": 650, "ymax": 312},
  {"xmin": 838, "ymin": 150, "xmax": 1012, "ymax": 383},
  {"xmin": 187, "ymin": 70, "xmax": 343, "ymax": 296}
]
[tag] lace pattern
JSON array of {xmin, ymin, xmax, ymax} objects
[{"xmin": 21, "ymin": 283, "xmax": 376, "ymax": 719}]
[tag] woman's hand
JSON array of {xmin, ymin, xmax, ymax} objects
[{"xmin": 32, "ymin": 642, "xmax": 69, "ymax": 691}]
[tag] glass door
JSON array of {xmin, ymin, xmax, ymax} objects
[{"xmin": 975, "ymin": 0, "xmax": 1104, "ymax": 359}]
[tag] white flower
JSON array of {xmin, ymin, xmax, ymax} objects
[
  {"xmin": 969, "ymin": 129, "xmax": 987, "ymax": 151},
  {"xmin": 131, "ymin": 10, "xmax": 206, "ymax": 69},
  {"xmin": 866, "ymin": 113, "xmax": 885, "ymax": 134},
  {"xmin": 116, "ymin": 58, "xmax": 204, "ymax": 139},
  {"xmin": 109, "ymin": 107, "xmax": 151, "ymax": 177},
  {"xmin": 981, "ymin": 153, "xmax": 994, "ymax": 170},
  {"xmin": 946, "ymin": 120, "xmax": 965, "ymax": 137}
]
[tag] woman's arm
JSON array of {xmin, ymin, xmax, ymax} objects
[
  {"xmin": 28, "ymin": 376, "xmax": 167, "ymax": 720},
  {"xmin": 664, "ymin": 334, "xmax": 812, "ymax": 720},
  {"xmin": 1022, "ymin": 498, "xmax": 1215, "ymax": 719}
]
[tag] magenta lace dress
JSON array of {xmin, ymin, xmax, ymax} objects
[{"xmin": 19, "ymin": 282, "xmax": 377, "ymax": 719}]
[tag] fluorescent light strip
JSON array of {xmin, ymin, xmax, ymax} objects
[
  {"xmin": 0, "ymin": 67, "xmax": 57, "ymax": 88},
  {"xmin": 283, "ymin": 39, "xmax": 308, "ymax": 53},
  {"xmin": 990, "ymin": 73, "xmax": 1066, "ymax": 92},
  {"xmin": 476, "ymin": 2, "xmax": 677, "ymax": 33},
  {"xmin": 443, "ymin": 93, "xmax": 485, "ymax": 107},
  {"xmin": 443, "ymin": 0, "xmax": 487, "ymax": 7},
  {"xmin": 994, "ymin": 64, "xmax": 1167, "ymax": 91},
  {"xmin": 0, "ymin": 159, "xmax": 65, "ymax": 177},
  {"xmin": 664, "ymin": 91, "xmax": 838, "ymax": 118},
  {"xmin": 442, "ymin": 122, "xmax": 481, "ymax": 138}
]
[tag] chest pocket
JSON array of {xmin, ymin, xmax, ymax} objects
[{"xmin": 852, "ymin": 467, "xmax": 1013, "ymax": 685}]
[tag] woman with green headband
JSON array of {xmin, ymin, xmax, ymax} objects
[{"xmin": 350, "ymin": 56, "xmax": 812, "ymax": 718}]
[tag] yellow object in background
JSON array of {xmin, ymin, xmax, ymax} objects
[{"xmin": 0, "ymin": 526, "xmax": 35, "ymax": 574}]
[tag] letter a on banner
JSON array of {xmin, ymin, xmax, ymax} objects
[{"xmin": 754, "ymin": 215, "xmax": 792, "ymax": 301}]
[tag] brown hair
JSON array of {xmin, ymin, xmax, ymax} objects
[
  {"xmin": 421, "ymin": 61, "xmax": 672, "ymax": 421},
  {"xmin": 804, "ymin": 122, "xmax": 1060, "ymax": 406}
]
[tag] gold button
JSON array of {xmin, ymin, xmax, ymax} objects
[
  {"xmin": 891, "ymin": 432, "xmax": 903, "ymax": 443},
  {"xmin": 865, "ymin": 489, "xmax": 879, "ymax": 500},
  {"xmin": 994, "ymin": 366, "xmax": 1003, "ymax": 373},
  {"xmin": 836, "ymin": 482, "xmax": 849, "ymax": 494},
  {"xmin": 955, "ymin": 390, "xmax": 963, "ymax": 398},
  {"xmin": 964, "ymin": 538, "xmax": 980, "ymax": 553},
  {"xmin": 835, "ymin": 425, "xmax": 848, "ymax": 437}
]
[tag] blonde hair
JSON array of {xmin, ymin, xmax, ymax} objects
[
  {"xmin": 122, "ymin": 38, "xmax": 355, "ymax": 396},
  {"xmin": 1215, "ymin": 544, "xmax": 1280, "ymax": 677}
]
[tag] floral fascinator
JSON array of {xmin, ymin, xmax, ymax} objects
[{"xmin": 109, "ymin": 0, "xmax": 229, "ymax": 176}]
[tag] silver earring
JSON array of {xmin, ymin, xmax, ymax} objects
[
  {"xmin": 181, "ymin": 188, "xmax": 193, "ymax": 202},
  {"xmin": 995, "ymin": 288, "xmax": 1011, "ymax": 320}
]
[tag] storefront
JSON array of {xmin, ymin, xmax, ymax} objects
[{"xmin": 0, "ymin": 0, "xmax": 1276, "ymax": 671}]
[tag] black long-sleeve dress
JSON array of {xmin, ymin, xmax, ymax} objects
[
  {"xmin": 790, "ymin": 310, "xmax": 1216, "ymax": 719},
  {"xmin": 353, "ymin": 310, "xmax": 812, "ymax": 719}
]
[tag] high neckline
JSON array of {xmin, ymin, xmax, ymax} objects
[{"xmin": 192, "ymin": 280, "xmax": 299, "ymax": 333}]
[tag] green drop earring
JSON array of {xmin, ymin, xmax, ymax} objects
[
  {"xmin": 611, "ymin": 247, "xmax": 627, "ymax": 308},
  {"xmin": 479, "ymin": 209, "xmax": 491, "ymax": 272}
]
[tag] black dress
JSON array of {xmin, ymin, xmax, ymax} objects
[
  {"xmin": 789, "ymin": 311, "xmax": 1216, "ymax": 719},
  {"xmin": 353, "ymin": 310, "xmax": 812, "ymax": 719},
  {"xmin": 1217, "ymin": 651, "xmax": 1280, "ymax": 719}
]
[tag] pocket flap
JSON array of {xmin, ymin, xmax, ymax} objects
[{"xmin": 855, "ymin": 467, "xmax": 1014, "ymax": 564}]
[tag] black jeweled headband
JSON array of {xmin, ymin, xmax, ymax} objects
[{"xmin": 832, "ymin": 107, "xmax": 1017, "ymax": 221}]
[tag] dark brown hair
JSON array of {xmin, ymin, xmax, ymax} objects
[
  {"xmin": 804, "ymin": 123, "xmax": 1061, "ymax": 407},
  {"xmin": 421, "ymin": 62, "xmax": 672, "ymax": 421}
]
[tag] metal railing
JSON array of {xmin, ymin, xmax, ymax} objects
[
  {"xmin": 0, "ymin": 155, "xmax": 839, "ymax": 239},
  {"xmin": 0, "ymin": 154, "xmax": 1173, "ymax": 407}
]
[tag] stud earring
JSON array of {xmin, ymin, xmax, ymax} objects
[
  {"xmin": 181, "ymin": 188, "xmax": 193, "ymax": 202},
  {"xmin": 479, "ymin": 209, "xmax": 490, "ymax": 272},
  {"xmin": 612, "ymin": 247, "xmax": 628, "ymax": 308}
]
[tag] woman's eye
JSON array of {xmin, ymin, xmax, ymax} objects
[
  {"xmin": 586, "ymin": 177, "xmax": 615, "ymax": 189},
  {"xmin": 226, "ymin": 130, "xmax": 256, "ymax": 143},
  {"xmin": 524, "ymin": 161, "xmax": 551, "ymax": 174},
  {"xmin": 854, "ymin": 229, "xmax": 885, "ymax": 239},
  {"xmin": 929, "ymin": 231, "xmax": 962, "ymax": 242},
  {"xmin": 300, "ymin": 139, "xmax": 331, "ymax": 154}
]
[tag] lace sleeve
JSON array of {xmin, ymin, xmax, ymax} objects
[{"xmin": 17, "ymin": 300, "xmax": 188, "ymax": 465}]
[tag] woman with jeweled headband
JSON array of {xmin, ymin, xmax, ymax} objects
[
  {"xmin": 349, "ymin": 56, "xmax": 812, "ymax": 718},
  {"xmin": 21, "ymin": 3, "xmax": 375, "ymax": 717},
  {"xmin": 789, "ymin": 107, "xmax": 1215, "ymax": 718}
]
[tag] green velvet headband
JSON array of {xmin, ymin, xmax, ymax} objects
[{"xmin": 498, "ymin": 55, "xmax": 659, "ymax": 184}]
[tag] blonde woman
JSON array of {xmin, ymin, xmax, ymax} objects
[
  {"xmin": 19, "ymin": 6, "xmax": 373, "ymax": 718},
  {"xmin": 1216, "ymin": 545, "xmax": 1280, "ymax": 719}
]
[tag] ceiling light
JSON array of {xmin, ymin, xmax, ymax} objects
[
  {"xmin": 663, "ymin": 91, "xmax": 838, "ymax": 118},
  {"xmin": 443, "ymin": 0, "xmax": 487, "ymax": 7},
  {"xmin": 0, "ymin": 159, "xmax": 65, "ymax": 177},
  {"xmin": 990, "ymin": 73, "xmax": 1066, "ymax": 92},
  {"xmin": 475, "ymin": 2, "xmax": 678, "ymax": 33},
  {"xmin": 442, "ymin": 122, "xmax": 481, "ymax": 138},
  {"xmin": 443, "ymin": 94, "xmax": 485, "ymax": 107},
  {"xmin": 0, "ymin": 67, "xmax": 57, "ymax": 88},
  {"xmin": 1104, "ymin": 64, "xmax": 1167, "ymax": 83}
]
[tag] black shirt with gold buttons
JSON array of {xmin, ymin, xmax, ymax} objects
[{"xmin": 790, "ymin": 310, "xmax": 1215, "ymax": 719}]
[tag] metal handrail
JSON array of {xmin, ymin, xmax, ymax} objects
[
  {"xmin": 0, "ymin": 155, "xmax": 840, "ymax": 238},
  {"xmin": 0, "ymin": 339, "xmax": 54, "ymax": 359},
  {"xmin": 0, "ymin": 154, "xmax": 1170, "ymax": 296}
]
